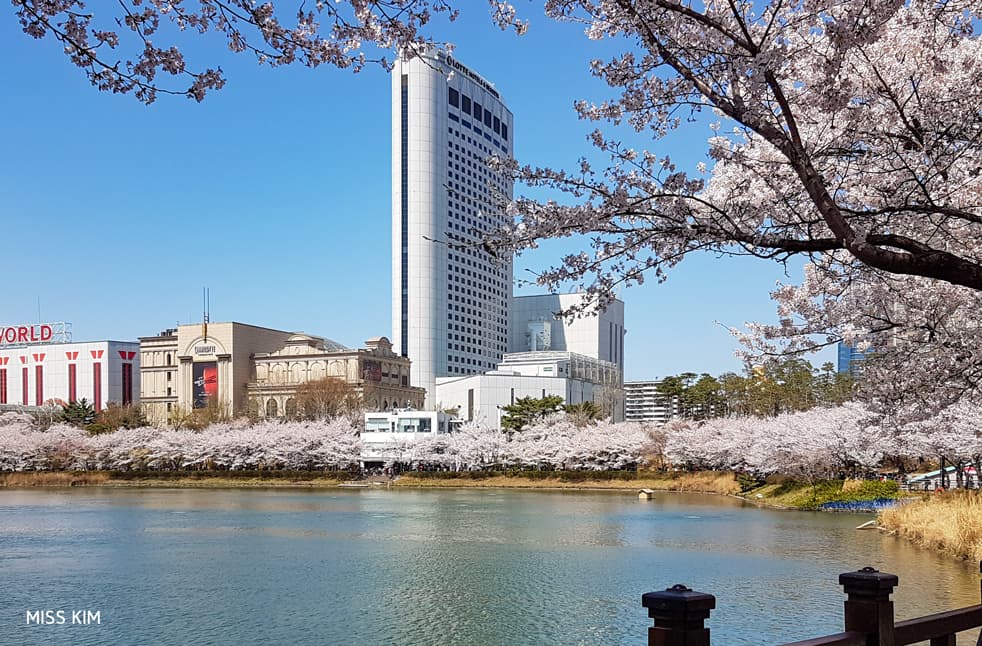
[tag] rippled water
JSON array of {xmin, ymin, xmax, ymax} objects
[{"xmin": 0, "ymin": 488, "xmax": 978, "ymax": 646}]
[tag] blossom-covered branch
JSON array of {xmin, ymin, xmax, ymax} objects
[
  {"xmin": 12, "ymin": 0, "xmax": 526, "ymax": 103},
  {"xmin": 488, "ymin": 1, "xmax": 982, "ymax": 308}
]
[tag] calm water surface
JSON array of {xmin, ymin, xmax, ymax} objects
[{"xmin": 0, "ymin": 488, "xmax": 978, "ymax": 646}]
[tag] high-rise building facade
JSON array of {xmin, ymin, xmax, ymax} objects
[
  {"xmin": 392, "ymin": 49, "xmax": 514, "ymax": 403},
  {"xmin": 836, "ymin": 342, "xmax": 869, "ymax": 377}
]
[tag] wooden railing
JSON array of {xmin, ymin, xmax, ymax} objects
[{"xmin": 642, "ymin": 564, "xmax": 982, "ymax": 645}]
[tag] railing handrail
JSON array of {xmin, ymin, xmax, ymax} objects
[
  {"xmin": 893, "ymin": 603, "xmax": 982, "ymax": 645},
  {"xmin": 642, "ymin": 562, "xmax": 982, "ymax": 646},
  {"xmin": 780, "ymin": 631, "xmax": 867, "ymax": 646}
]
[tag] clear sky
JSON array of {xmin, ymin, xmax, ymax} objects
[{"xmin": 0, "ymin": 5, "xmax": 833, "ymax": 381}]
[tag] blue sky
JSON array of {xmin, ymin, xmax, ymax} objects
[{"xmin": 0, "ymin": 5, "xmax": 833, "ymax": 380}]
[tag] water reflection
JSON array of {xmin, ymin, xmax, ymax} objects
[{"xmin": 0, "ymin": 488, "xmax": 977, "ymax": 646}]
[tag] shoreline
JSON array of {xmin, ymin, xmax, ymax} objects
[{"xmin": 0, "ymin": 470, "xmax": 743, "ymax": 495}]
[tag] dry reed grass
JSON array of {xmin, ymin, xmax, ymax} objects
[
  {"xmin": 0, "ymin": 471, "xmax": 345, "ymax": 489},
  {"xmin": 879, "ymin": 491, "xmax": 982, "ymax": 562},
  {"xmin": 0, "ymin": 471, "xmax": 111, "ymax": 487},
  {"xmin": 395, "ymin": 471, "xmax": 741, "ymax": 495},
  {"xmin": 104, "ymin": 477, "xmax": 344, "ymax": 488},
  {"xmin": 840, "ymin": 479, "xmax": 865, "ymax": 493}
]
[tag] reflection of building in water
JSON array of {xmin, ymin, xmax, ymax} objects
[{"xmin": 140, "ymin": 322, "xmax": 424, "ymax": 426}]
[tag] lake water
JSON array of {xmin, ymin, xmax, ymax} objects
[{"xmin": 0, "ymin": 488, "xmax": 978, "ymax": 645}]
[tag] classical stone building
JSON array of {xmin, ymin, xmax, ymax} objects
[
  {"xmin": 249, "ymin": 335, "xmax": 424, "ymax": 419},
  {"xmin": 140, "ymin": 322, "xmax": 424, "ymax": 426}
]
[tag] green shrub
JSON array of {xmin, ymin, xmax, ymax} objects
[
  {"xmin": 85, "ymin": 423, "xmax": 112, "ymax": 435},
  {"xmin": 737, "ymin": 472, "xmax": 763, "ymax": 492}
]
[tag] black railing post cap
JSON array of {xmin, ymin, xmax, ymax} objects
[
  {"xmin": 642, "ymin": 584, "xmax": 716, "ymax": 619},
  {"xmin": 838, "ymin": 567, "xmax": 899, "ymax": 598}
]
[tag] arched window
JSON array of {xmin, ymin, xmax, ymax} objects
[
  {"xmin": 383, "ymin": 400, "xmax": 389, "ymax": 410},
  {"xmin": 165, "ymin": 353, "xmax": 172, "ymax": 366},
  {"xmin": 285, "ymin": 398, "xmax": 297, "ymax": 419},
  {"xmin": 267, "ymin": 398, "xmax": 278, "ymax": 417}
]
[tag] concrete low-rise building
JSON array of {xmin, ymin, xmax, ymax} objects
[
  {"xmin": 0, "ymin": 336, "xmax": 139, "ymax": 412},
  {"xmin": 435, "ymin": 351, "xmax": 623, "ymax": 428}
]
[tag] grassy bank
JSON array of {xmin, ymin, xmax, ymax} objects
[
  {"xmin": 878, "ymin": 491, "xmax": 982, "ymax": 562},
  {"xmin": 743, "ymin": 479, "xmax": 902, "ymax": 510}
]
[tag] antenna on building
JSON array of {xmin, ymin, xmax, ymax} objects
[{"xmin": 202, "ymin": 287, "xmax": 210, "ymax": 342}]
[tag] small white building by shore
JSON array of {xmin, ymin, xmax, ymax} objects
[{"xmin": 361, "ymin": 410, "xmax": 457, "ymax": 467}]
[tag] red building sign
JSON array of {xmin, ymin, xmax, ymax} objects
[{"xmin": 0, "ymin": 323, "xmax": 70, "ymax": 348}]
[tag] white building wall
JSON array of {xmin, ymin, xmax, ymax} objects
[
  {"xmin": 393, "ymin": 49, "xmax": 514, "ymax": 406},
  {"xmin": 510, "ymin": 294, "xmax": 625, "ymax": 371},
  {"xmin": 435, "ymin": 373, "xmax": 602, "ymax": 429},
  {"xmin": 0, "ymin": 341, "xmax": 140, "ymax": 411}
]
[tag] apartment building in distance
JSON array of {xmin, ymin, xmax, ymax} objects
[{"xmin": 624, "ymin": 380, "xmax": 678, "ymax": 424}]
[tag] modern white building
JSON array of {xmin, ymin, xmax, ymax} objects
[
  {"xmin": 0, "ymin": 322, "xmax": 139, "ymax": 412},
  {"xmin": 510, "ymin": 293, "xmax": 626, "ymax": 372},
  {"xmin": 624, "ymin": 380, "xmax": 678, "ymax": 424},
  {"xmin": 435, "ymin": 351, "xmax": 624, "ymax": 428},
  {"xmin": 392, "ymin": 48, "xmax": 514, "ymax": 405},
  {"xmin": 361, "ymin": 409, "xmax": 456, "ymax": 467}
]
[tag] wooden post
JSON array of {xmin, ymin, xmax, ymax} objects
[
  {"xmin": 642, "ymin": 584, "xmax": 716, "ymax": 646},
  {"xmin": 839, "ymin": 567, "xmax": 898, "ymax": 646}
]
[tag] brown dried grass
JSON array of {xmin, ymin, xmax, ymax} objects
[
  {"xmin": 0, "ymin": 472, "xmax": 111, "ymax": 487},
  {"xmin": 395, "ymin": 471, "xmax": 741, "ymax": 495},
  {"xmin": 878, "ymin": 491, "xmax": 982, "ymax": 562},
  {"xmin": 840, "ymin": 478, "xmax": 865, "ymax": 493}
]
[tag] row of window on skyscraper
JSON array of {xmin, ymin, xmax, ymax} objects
[
  {"xmin": 448, "ymin": 88, "xmax": 509, "ymax": 140},
  {"xmin": 444, "ymin": 117, "xmax": 509, "ymax": 377}
]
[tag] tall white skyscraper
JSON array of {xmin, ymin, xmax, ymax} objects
[{"xmin": 392, "ymin": 49, "xmax": 514, "ymax": 404}]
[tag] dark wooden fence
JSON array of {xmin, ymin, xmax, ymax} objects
[{"xmin": 642, "ymin": 564, "xmax": 982, "ymax": 645}]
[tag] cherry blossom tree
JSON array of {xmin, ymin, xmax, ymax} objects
[
  {"xmin": 0, "ymin": 414, "xmax": 362, "ymax": 472},
  {"xmin": 16, "ymin": 1, "xmax": 982, "ymax": 412},
  {"xmin": 11, "ymin": 0, "xmax": 526, "ymax": 103},
  {"xmin": 664, "ymin": 404, "xmax": 883, "ymax": 477}
]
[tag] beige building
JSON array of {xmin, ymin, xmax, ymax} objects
[
  {"xmin": 140, "ymin": 322, "xmax": 424, "ymax": 426},
  {"xmin": 249, "ymin": 334, "xmax": 424, "ymax": 418}
]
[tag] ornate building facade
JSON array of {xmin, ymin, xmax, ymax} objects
[
  {"xmin": 249, "ymin": 335, "xmax": 424, "ymax": 418},
  {"xmin": 140, "ymin": 322, "xmax": 424, "ymax": 426}
]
